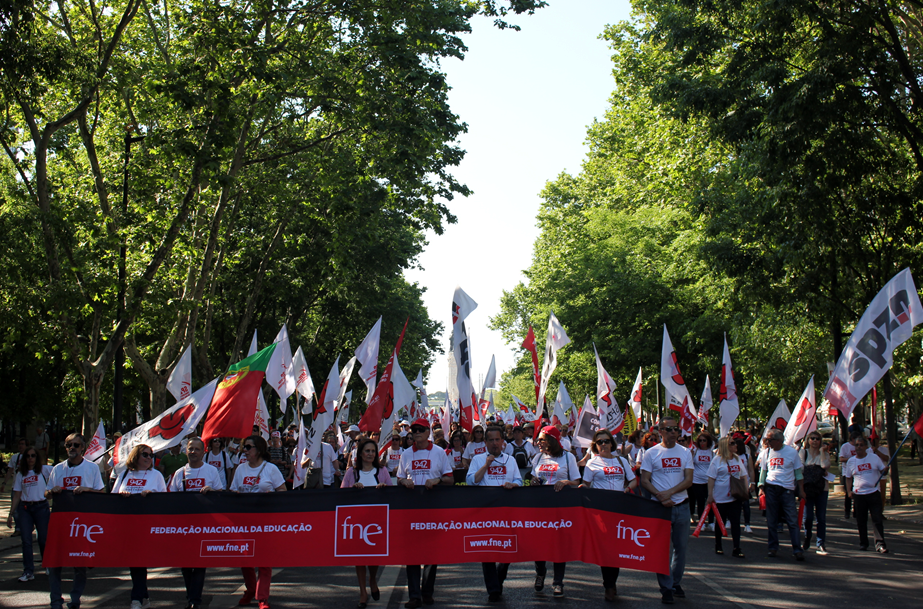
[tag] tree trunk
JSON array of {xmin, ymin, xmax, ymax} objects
[
  {"xmin": 882, "ymin": 371, "xmax": 902, "ymax": 505},
  {"xmin": 81, "ymin": 363, "xmax": 104, "ymax": 438}
]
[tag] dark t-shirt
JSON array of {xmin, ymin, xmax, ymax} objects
[{"xmin": 269, "ymin": 446, "xmax": 291, "ymax": 476}]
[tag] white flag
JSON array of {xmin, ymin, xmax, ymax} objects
[
  {"xmin": 512, "ymin": 395, "xmax": 535, "ymax": 422},
  {"xmin": 785, "ymin": 377, "xmax": 817, "ymax": 446},
  {"xmin": 441, "ymin": 393, "xmax": 452, "ymax": 435},
  {"xmin": 305, "ymin": 358, "xmax": 339, "ymax": 465},
  {"xmin": 337, "ymin": 356, "xmax": 358, "ymax": 414},
  {"xmin": 292, "ymin": 415, "xmax": 308, "ymax": 488},
  {"xmin": 355, "ymin": 317, "xmax": 382, "ymax": 403},
  {"xmin": 379, "ymin": 354, "xmax": 417, "ymax": 455},
  {"xmin": 552, "ymin": 382, "xmax": 570, "ymax": 426},
  {"xmin": 762, "ymin": 399, "xmax": 791, "ymax": 442},
  {"xmin": 166, "ymin": 344, "xmax": 193, "ymax": 403},
  {"xmin": 112, "ymin": 379, "xmax": 218, "ymax": 470},
  {"xmin": 536, "ymin": 312, "xmax": 570, "ymax": 435},
  {"xmin": 594, "ymin": 345, "xmax": 623, "ymax": 433},
  {"xmin": 451, "ymin": 286, "xmax": 478, "ymax": 431},
  {"xmin": 660, "ymin": 325, "xmax": 696, "ymax": 433},
  {"xmin": 266, "ymin": 324, "xmax": 296, "ymax": 409},
  {"xmin": 337, "ymin": 391, "xmax": 352, "ymax": 427},
  {"xmin": 412, "ymin": 369, "xmax": 430, "ymax": 417},
  {"xmin": 824, "ymin": 268, "xmax": 923, "ymax": 419},
  {"xmin": 628, "ymin": 367, "xmax": 643, "ymax": 424},
  {"xmin": 292, "ymin": 346, "xmax": 315, "ymax": 414},
  {"xmin": 480, "ymin": 355, "xmax": 497, "ymax": 399},
  {"xmin": 84, "ymin": 421, "xmax": 106, "ymax": 463},
  {"xmin": 718, "ymin": 335, "xmax": 739, "ymax": 437},
  {"xmin": 697, "ymin": 375, "xmax": 714, "ymax": 424}
]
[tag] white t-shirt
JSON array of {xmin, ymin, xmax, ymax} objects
[
  {"xmin": 531, "ymin": 452, "xmax": 580, "ymax": 486},
  {"xmin": 466, "ymin": 452, "xmax": 523, "ymax": 487},
  {"xmin": 623, "ymin": 443, "xmax": 641, "ymax": 463},
  {"xmin": 583, "ymin": 455, "xmax": 635, "ymax": 491},
  {"xmin": 640, "ymin": 443, "xmax": 693, "ymax": 504},
  {"xmin": 446, "ymin": 448, "xmax": 464, "ymax": 469},
  {"xmin": 839, "ymin": 442, "xmax": 857, "ymax": 462},
  {"xmin": 761, "ymin": 444, "xmax": 803, "ymax": 490},
  {"xmin": 845, "ymin": 453, "xmax": 885, "ymax": 495},
  {"xmin": 462, "ymin": 441, "xmax": 487, "ymax": 461},
  {"xmin": 358, "ymin": 469, "xmax": 380, "ymax": 487},
  {"xmin": 691, "ymin": 447, "xmax": 713, "ymax": 484},
  {"xmin": 561, "ymin": 437, "xmax": 572, "ymax": 452},
  {"xmin": 13, "ymin": 466, "xmax": 53, "ymax": 502},
  {"xmin": 169, "ymin": 463, "xmax": 226, "ymax": 492},
  {"xmin": 231, "ymin": 461, "xmax": 286, "ymax": 493},
  {"xmin": 708, "ymin": 456, "xmax": 748, "ymax": 503},
  {"xmin": 397, "ymin": 442, "xmax": 452, "ymax": 485},
  {"xmin": 321, "ymin": 443, "xmax": 338, "ymax": 486},
  {"xmin": 48, "ymin": 459, "xmax": 105, "ymax": 492},
  {"xmin": 386, "ymin": 447, "xmax": 404, "ymax": 473},
  {"xmin": 111, "ymin": 469, "xmax": 167, "ymax": 494},
  {"xmin": 206, "ymin": 450, "xmax": 232, "ymax": 472}
]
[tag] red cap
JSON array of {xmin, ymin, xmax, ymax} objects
[
  {"xmin": 411, "ymin": 418, "xmax": 431, "ymax": 429},
  {"xmin": 540, "ymin": 425, "xmax": 561, "ymax": 442}
]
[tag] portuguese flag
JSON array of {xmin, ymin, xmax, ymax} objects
[{"xmin": 202, "ymin": 344, "xmax": 276, "ymax": 443}]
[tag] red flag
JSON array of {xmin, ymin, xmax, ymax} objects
[
  {"xmin": 870, "ymin": 386, "xmax": 879, "ymax": 442},
  {"xmin": 203, "ymin": 345, "xmax": 276, "ymax": 442},
  {"xmin": 522, "ymin": 326, "xmax": 540, "ymax": 406},
  {"xmin": 912, "ymin": 411, "xmax": 923, "ymax": 438},
  {"xmin": 358, "ymin": 319, "xmax": 408, "ymax": 433}
]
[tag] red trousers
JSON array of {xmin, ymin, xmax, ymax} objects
[{"xmin": 241, "ymin": 567, "xmax": 272, "ymax": 601}]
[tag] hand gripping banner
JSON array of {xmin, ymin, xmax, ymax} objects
[{"xmin": 45, "ymin": 487, "xmax": 670, "ymax": 573}]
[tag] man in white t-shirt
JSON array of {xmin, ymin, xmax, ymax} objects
[
  {"xmin": 839, "ymin": 432, "xmax": 862, "ymax": 518},
  {"xmin": 397, "ymin": 418, "xmax": 453, "ymax": 608},
  {"xmin": 640, "ymin": 417, "xmax": 693, "ymax": 605},
  {"xmin": 845, "ymin": 436, "xmax": 888, "ymax": 553},
  {"xmin": 758, "ymin": 429, "xmax": 805, "ymax": 560},
  {"xmin": 467, "ymin": 426, "xmax": 522, "ymax": 603},
  {"xmin": 45, "ymin": 433, "xmax": 105, "ymax": 609}
]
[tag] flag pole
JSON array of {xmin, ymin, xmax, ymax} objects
[{"xmin": 874, "ymin": 427, "xmax": 917, "ymax": 486}]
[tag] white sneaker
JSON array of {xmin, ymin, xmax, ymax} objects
[
  {"xmin": 707, "ymin": 523, "xmax": 715, "ymax": 531},
  {"xmin": 141, "ymin": 599, "xmax": 151, "ymax": 609},
  {"xmin": 725, "ymin": 520, "xmax": 731, "ymax": 530},
  {"xmin": 745, "ymin": 525, "xmax": 753, "ymax": 533},
  {"xmin": 130, "ymin": 601, "xmax": 142, "ymax": 609},
  {"xmin": 17, "ymin": 571, "xmax": 34, "ymax": 582}
]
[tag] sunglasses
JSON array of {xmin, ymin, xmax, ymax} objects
[
  {"xmin": 660, "ymin": 426, "xmax": 680, "ymax": 433},
  {"xmin": 596, "ymin": 439, "xmax": 613, "ymax": 445},
  {"xmin": 411, "ymin": 428, "xmax": 427, "ymax": 434},
  {"xmin": 243, "ymin": 444, "xmax": 255, "ymax": 451},
  {"xmin": 140, "ymin": 452, "xmax": 153, "ymax": 459},
  {"xmin": 25, "ymin": 453, "xmax": 38, "ymax": 458},
  {"xmin": 65, "ymin": 442, "xmax": 83, "ymax": 449},
  {"xmin": 809, "ymin": 436, "xmax": 821, "ymax": 441}
]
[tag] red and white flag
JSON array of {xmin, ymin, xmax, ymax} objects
[
  {"xmin": 292, "ymin": 415, "xmax": 308, "ymax": 488},
  {"xmin": 522, "ymin": 326, "xmax": 541, "ymax": 406},
  {"xmin": 451, "ymin": 287, "xmax": 478, "ymax": 432},
  {"xmin": 824, "ymin": 268, "xmax": 923, "ymax": 420},
  {"xmin": 266, "ymin": 324, "xmax": 296, "ymax": 410},
  {"xmin": 113, "ymin": 379, "xmax": 218, "ymax": 471},
  {"xmin": 785, "ymin": 377, "xmax": 817, "ymax": 446},
  {"xmin": 378, "ymin": 354, "xmax": 417, "ymax": 455},
  {"xmin": 697, "ymin": 374, "xmax": 714, "ymax": 424},
  {"xmin": 355, "ymin": 317, "xmax": 382, "ymax": 403},
  {"xmin": 254, "ymin": 390, "xmax": 270, "ymax": 440},
  {"xmin": 166, "ymin": 344, "xmax": 193, "ymax": 403},
  {"xmin": 512, "ymin": 395, "xmax": 534, "ymax": 422},
  {"xmin": 305, "ymin": 358, "xmax": 339, "ymax": 464},
  {"xmin": 358, "ymin": 320, "xmax": 408, "ymax": 433},
  {"xmin": 477, "ymin": 355, "xmax": 497, "ymax": 423},
  {"xmin": 535, "ymin": 312, "xmax": 570, "ymax": 439},
  {"xmin": 628, "ymin": 367, "xmax": 643, "ymax": 424},
  {"xmin": 441, "ymin": 393, "xmax": 453, "ymax": 434},
  {"xmin": 661, "ymin": 325, "xmax": 696, "ymax": 433},
  {"xmin": 762, "ymin": 399, "xmax": 791, "ymax": 442},
  {"xmin": 594, "ymin": 345, "xmax": 623, "ymax": 433},
  {"xmin": 292, "ymin": 346, "xmax": 315, "ymax": 414},
  {"xmin": 85, "ymin": 421, "xmax": 106, "ymax": 463},
  {"xmin": 718, "ymin": 335, "xmax": 739, "ymax": 437},
  {"xmin": 551, "ymin": 382, "xmax": 570, "ymax": 426}
]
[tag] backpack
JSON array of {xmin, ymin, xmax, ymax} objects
[
  {"xmin": 802, "ymin": 464, "xmax": 826, "ymax": 499},
  {"xmin": 511, "ymin": 443, "xmax": 529, "ymax": 469}
]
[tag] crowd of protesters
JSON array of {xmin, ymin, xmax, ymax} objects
[{"xmin": 0, "ymin": 411, "xmax": 897, "ymax": 609}]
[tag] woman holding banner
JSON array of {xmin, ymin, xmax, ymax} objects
[
  {"xmin": 341, "ymin": 438, "xmax": 393, "ymax": 607},
  {"xmin": 231, "ymin": 435, "xmax": 286, "ymax": 609},
  {"xmin": 581, "ymin": 429, "xmax": 637, "ymax": 601},
  {"xmin": 531, "ymin": 426, "xmax": 580, "ymax": 598},
  {"xmin": 111, "ymin": 444, "xmax": 167, "ymax": 609},
  {"xmin": 706, "ymin": 437, "xmax": 748, "ymax": 558},
  {"xmin": 6, "ymin": 447, "xmax": 52, "ymax": 583}
]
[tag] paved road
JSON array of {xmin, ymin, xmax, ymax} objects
[{"xmin": 1, "ymin": 496, "xmax": 921, "ymax": 609}]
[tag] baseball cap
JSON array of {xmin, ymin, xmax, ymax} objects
[
  {"xmin": 411, "ymin": 418, "xmax": 431, "ymax": 429},
  {"xmin": 347, "ymin": 424, "xmax": 361, "ymax": 433},
  {"xmin": 540, "ymin": 425, "xmax": 561, "ymax": 442}
]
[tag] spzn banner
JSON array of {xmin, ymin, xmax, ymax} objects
[{"xmin": 45, "ymin": 487, "xmax": 670, "ymax": 574}]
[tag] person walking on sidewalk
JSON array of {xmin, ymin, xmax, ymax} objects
[
  {"xmin": 758, "ymin": 430, "xmax": 805, "ymax": 561},
  {"xmin": 845, "ymin": 436, "xmax": 889, "ymax": 553}
]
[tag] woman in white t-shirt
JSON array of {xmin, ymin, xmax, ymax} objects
[
  {"xmin": 531, "ymin": 426, "xmax": 580, "ymax": 598},
  {"xmin": 446, "ymin": 431, "xmax": 467, "ymax": 483},
  {"xmin": 461, "ymin": 425, "xmax": 487, "ymax": 470},
  {"xmin": 5, "ymin": 448, "xmax": 53, "ymax": 582},
  {"xmin": 111, "ymin": 444, "xmax": 167, "ymax": 609},
  {"xmin": 340, "ymin": 438, "xmax": 393, "ymax": 607},
  {"xmin": 690, "ymin": 433, "xmax": 715, "ymax": 530},
  {"xmin": 706, "ymin": 437, "xmax": 748, "ymax": 558},
  {"xmin": 581, "ymin": 429, "xmax": 637, "ymax": 602},
  {"xmin": 206, "ymin": 437, "xmax": 233, "ymax": 486},
  {"xmin": 231, "ymin": 435, "xmax": 286, "ymax": 608}
]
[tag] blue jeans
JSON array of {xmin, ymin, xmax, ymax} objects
[
  {"xmin": 18, "ymin": 500, "xmax": 50, "ymax": 574},
  {"xmin": 406, "ymin": 564, "xmax": 437, "ymax": 600},
  {"xmin": 48, "ymin": 566, "xmax": 87, "ymax": 609},
  {"xmin": 656, "ymin": 501, "xmax": 690, "ymax": 593},
  {"xmin": 765, "ymin": 484, "xmax": 801, "ymax": 554},
  {"xmin": 802, "ymin": 491, "xmax": 828, "ymax": 547}
]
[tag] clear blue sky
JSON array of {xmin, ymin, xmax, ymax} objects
[{"xmin": 404, "ymin": 0, "xmax": 634, "ymax": 390}]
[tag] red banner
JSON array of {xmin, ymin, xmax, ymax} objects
[{"xmin": 45, "ymin": 487, "xmax": 670, "ymax": 573}]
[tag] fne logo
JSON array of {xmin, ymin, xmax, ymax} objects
[{"xmin": 335, "ymin": 505, "xmax": 389, "ymax": 557}]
